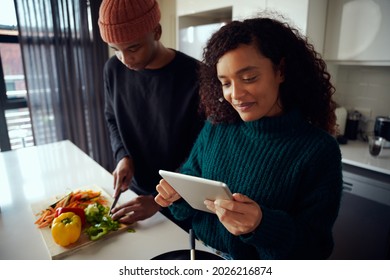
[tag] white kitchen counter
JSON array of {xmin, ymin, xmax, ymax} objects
[
  {"xmin": 339, "ymin": 140, "xmax": 390, "ymax": 176},
  {"xmin": 0, "ymin": 140, "xmax": 213, "ymax": 260}
]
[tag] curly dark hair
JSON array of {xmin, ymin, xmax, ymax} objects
[{"xmin": 199, "ymin": 17, "xmax": 337, "ymax": 135}]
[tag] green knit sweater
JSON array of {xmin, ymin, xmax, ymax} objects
[{"xmin": 169, "ymin": 109, "xmax": 343, "ymax": 259}]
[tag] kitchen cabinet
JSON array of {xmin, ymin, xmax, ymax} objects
[
  {"xmin": 324, "ymin": 0, "xmax": 390, "ymax": 65},
  {"xmin": 176, "ymin": 0, "xmax": 265, "ymax": 20},
  {"xmin": 329, "ymin": 164, "xmax": 390, "ymax": 259},
  {"xmin": 176, "ymin": 0, "xmax": 328, "ymax": 54},
  {"xmin": 266, "ymin": 0, "xmax": 328, "ymax": 54}
]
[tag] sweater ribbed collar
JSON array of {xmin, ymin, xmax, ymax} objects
[{"xmin": 241, "ymin": 109, "xmax": 305, "ymax": 139}]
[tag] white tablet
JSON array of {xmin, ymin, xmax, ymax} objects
[{"xmin": 159, "ymin": 170, "xmax": 233, "ymax": 213}]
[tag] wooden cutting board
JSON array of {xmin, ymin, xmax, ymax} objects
[{"xmin": 31, "ymin": 185, "xmax": 132, "ymax": 259}]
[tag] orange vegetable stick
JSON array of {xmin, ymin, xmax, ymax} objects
[{"xmin": 38, "ymin": 220, "xmax": 51, "ymax": 228}]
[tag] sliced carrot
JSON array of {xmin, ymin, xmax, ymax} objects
[
  {"xmin": 45, "ymin": 213, "xmax": 56, "ymax": 220},
  {"xmin": 72, "ymin": 193, "xmax": 83, "ymax": 201},
  {"xmin": 35, "ymin": 215, "xmax": 45, "ymax": 225},
  {"xmin": 37, "ymin": 220, "xmax": 51, "ymax": 228},
  {"xmin": 68, "ymin": 194, "xmax": 75, "ymax": 204},
  {"xmin": 35, "ymin": 189, "xmax": 109, "ymax": 228},
  {"xmin": 66, "ymin": 201, "xmax": 76, "ymax": 208},
  {"xmin": 56, "ymin": 199, "xmax": 64, "ymax": 208}
]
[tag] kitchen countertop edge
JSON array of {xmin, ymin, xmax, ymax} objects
[
  {"xmin": 339, "ymin": 140, "xmax": 390, "ymax": 176},
  {"xmin": 341, "ymin": 158, "xmax": 390, "ymax": 176}
]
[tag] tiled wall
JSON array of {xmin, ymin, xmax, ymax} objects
[{"xmin": 330, "ymin": 65, "xmax": 390, "ymax": 134}]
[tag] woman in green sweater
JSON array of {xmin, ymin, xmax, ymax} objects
[{"xmin": 155, "ymin": 16, "xmax": 343, "ymax": 260}]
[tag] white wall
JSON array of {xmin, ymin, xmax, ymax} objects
[
  {"xmin": 331, "ymin": 65, "xmax": 390, "ymax": 134},
  {"xmin": 158, "ymin": 0, "xmax": 177, "ymax": 49}
]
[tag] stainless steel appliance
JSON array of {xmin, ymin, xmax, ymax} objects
[
  {"xmin": 375, "ymin": 116, "xmax": 390, "ymax": 140},
  {"xmin": 374, "ymin": 116, "xmax": 390, "ymax": 148}
]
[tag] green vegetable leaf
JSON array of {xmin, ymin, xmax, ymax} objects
[
  {"xmin": 85, "ymin": 226, "xmax": 108, "ymax": 241},
  {"xmin": 84, "ymin": 202, "xmax": 120, "ymax": 241}
]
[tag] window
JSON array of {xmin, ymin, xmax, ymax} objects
[{"xmin": 0, "ymin": 0, "xmax": 34, "ymax": 151}]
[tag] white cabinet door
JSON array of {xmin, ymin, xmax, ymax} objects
[
  {"xmin": 266, "ymin": 0, "xmax": 310, "ymax": 33},
  {"xmin": 256, "ymin": 0, "xmax": 328, "ymax": 54},
  {"xmin": 176, "ymin": 0, "xmax": 328, "ymax": 54},
  {"xmin": 324, "ymin": 0, "xmax": 390, "ymax": 64},
  {"xmin": 176, "ymin": 0, "xmax": 266, "ymax": 18}
]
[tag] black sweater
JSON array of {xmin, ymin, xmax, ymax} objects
[{"xmin": 103, "ymin": 51, "xmax": 204, "ymax": 194}]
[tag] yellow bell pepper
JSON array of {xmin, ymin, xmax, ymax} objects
[{"xmin": 51, "ymin": 212, "xmax": 82, "ymax": 246}]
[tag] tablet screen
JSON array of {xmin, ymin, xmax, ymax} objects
[{"xmin": 159, "ymin": 170, "xmax": 232, "ymax": 213}]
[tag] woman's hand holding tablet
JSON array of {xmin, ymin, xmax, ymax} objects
[{"xmin": 157, "ymin": 170, "xmax": 233, "ymax": 213}]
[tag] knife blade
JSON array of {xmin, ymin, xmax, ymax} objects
[{"xmin": 110, "ymin": 193, "xmax": 120, "ymax": 214}]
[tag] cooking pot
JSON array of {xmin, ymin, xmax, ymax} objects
[{"xmin": 374, "ymin": 116, "xmax": 390, "ymax": 142}]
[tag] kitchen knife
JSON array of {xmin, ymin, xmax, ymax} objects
[{"xmin": 110, "ymin": 193, "xmax": 120, "ymax": 215}]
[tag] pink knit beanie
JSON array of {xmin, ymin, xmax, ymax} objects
[{"xmin": 98, "ymin": 0, "xmax": 161, "ymax": 44}]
